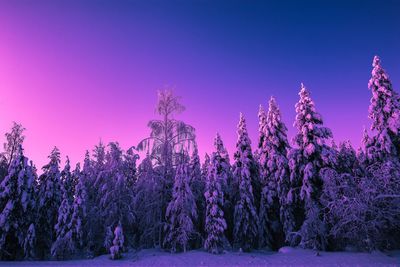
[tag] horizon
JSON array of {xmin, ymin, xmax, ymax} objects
[{"xmin": 0, "ymin": 0, "xmax": 399, "ymax": 169}]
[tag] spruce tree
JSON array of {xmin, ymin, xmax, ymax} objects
[
  {"xmin": 367, "ymin": 56, "xmax": 400, "ymax": 161},
  {"xmin": 258, "ymin": 97, "xmax": 290, "ymax": 250},
  {"xmin": 37, "ymin": 147, "xmax": 62, "ymax": 258},
  {"xmin": 100, "ymin": 142, "xmax": 135, "ymax": 250},
  {"xmin": 204, "ymin": 152, "xmax": 227, "ymax": 254},
  {"xmin": 212, "ymin": 133, "xmax": 235, "ymax": 244},
  {"xmin": 189, "ymin": 144, "xmax": 205, "ymax": 247},
  {"xmin": 0, "ymin": 146, "xmax": 37, "ymax": 260},
  {"xmin": 134, "ymin": 155, "xmax": 162, "ymax": 247},
  {"xmin": 164, "ymin": 161, "xmax": 197, "ymax": 252},
  {"xmin": 71, "ymin": 163, "xmax": 87, "ymax": 250},
  {"xmin": 51, "ymin": 189, "xmax": 74, "ymax": 259},
  {"xmin": 290, "ymin": 84, "xmax": 334, "ymax": 250},
  {"xmin": 232, "ymin": 113, "xmax": 259, "ymax": 251}
]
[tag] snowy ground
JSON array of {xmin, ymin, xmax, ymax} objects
[{"xmin": 0, "ymin": 247, "xmax": 399, "ymax": 267}]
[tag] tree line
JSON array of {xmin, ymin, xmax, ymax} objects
[{"xmin": 0, "ymin": 56, "xmax": 399, "ymax": 260}]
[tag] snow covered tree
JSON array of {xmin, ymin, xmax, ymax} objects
[
  {"xmin": 189, "ymin": 144, "xmax": 205, "ymax": 247},
  {"xmin": 110, "ymin": 223, "xmax": 124, "ymax": 260},
  {"xmin": 134, "ymin": 155, "xmax": 162, "ymax": 248},
  {"xmin": 51, "ymin": 189, "xmax": 74, "ymax": 260},
  {"xmin": 137, "ymin": 89, "xmax": 196, "ymax": 247},
  {"xmin": 164, "ymin": 161, "xmax": 197, "ymax": 252},
  {"xmin": 37, "ymin": 147, "xmax": 62, "ymax": 258},
  {"xmin": 99, "ymin": 142, "xmax": 135, "ymax": 250},
  {"xmin": 322, "ymin": 161, "xmax": 400, "ymax": 251},
  {"xmin": 211, "ymin": 133, "xmax": 235, "ymax": 244},
  {"xmin": 70, "ymin": 164, "xmax": 87, "ymax": 250},
  {"xmin": 201, "ymin": 153, "xmax": 210, "ymax": 180},
  {"xmin": 0, "ymin": 146, "xmax": 37, "ymax": 260},
  {"xmin": 367, "ymin": 56, "xmax": 400, "ymax": 161},
  {"xmin": 124, "ymin": 147, "xmax": 139, "ymax": 188},
  {"xmin": 51, "ymin": 157, "xmax": 80, "ymax": 260},
  {"xmin": 80, "ymin": 150, "xmax": 101, "ymax": 255},
  {"xmin": 60, "ymin": 157, "xmax": 74, "ymax": 204},
  {"xmin": 3, "ymin": 122, "xmax": 25, "ymax": 168},
  {"xmin": 232, "ymin": 113, "xmax": 259, "ymax": 251},
  {"xmin": 204, "ymin": 152, "xmax": 227, "ymax": 254},
  {"xmin": 258, "ymin": 97, "xmax": 290, "ymax": 250},
  {"xmin": 289, "ymin": 84, "xmax": 334, "ymax": 250},
  {"xmin": 23, "ymin": 223, "xmax": 36, "ymax": 260}
]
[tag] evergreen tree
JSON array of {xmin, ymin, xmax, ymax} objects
[
  {"xmin": 124, "ymin": 147, "xmax": 139, "ymax": 188},
  {"xmin": 0, "ymin": 146, "xmax": 37, "ymax": 260},
  {"xmin": 211, "ymin": 133, "xmax": 234, "ymax": 245},
  {"xmin": 37, "ymin": 147, "xmax": 62, "ymax": 258},
  {"xmin": 60, "ymin": 157, "xmax": 74, "ymax": 204},
  {"xmin": 164, "ymin": 161, "xmax": 197, "ymax": 252},
  {"xmin": 290, "ymin": 84, "xmax": 334, "ymax": 250},
  {"xmin": 100, "ymin": 143, "xmax": 135, "ymax": 250},
  {"xmin": 189, "ymin": 144, "xmax": 205, "ymax": 247},
  {"xmin": 71, "ymin": 164, "xmax": 87, "ymax": 250},
  {"xmin": 258, "ymin": 97, "xmax": 290, "ymax": 250},
  {"xmin": 201, "ymin": 153, "xmax": 211, "ymax": 180},
  {"xmin": 204, "ymin": 152, "xmax": 227, "ymax": 254},
  {"xmin": 51, "ymin": 190, "xmax": 74, "ymax": 259},
  {"xmin": 232, "ymin": 113, "xmax": 259, "ymax": 251},
  {"xmin": 134, "ymin": 155, "xmax": 162, "ymax": 247},
  {"xmin": 367, "ymin": 56, "xmax": 400, "ymax": 161}
]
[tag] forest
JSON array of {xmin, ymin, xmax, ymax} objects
[{"xmin": 0, "ymin": 55, "xmax": 399, "ymax": 261}]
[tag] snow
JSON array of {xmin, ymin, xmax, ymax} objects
[{"xmin": 0, "ymin": 248, "xmax": 398, "ymax": 267}]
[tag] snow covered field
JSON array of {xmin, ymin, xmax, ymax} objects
[{"xmin": 0, "ymin": 248, "xmax": 399, "ymax": 267}]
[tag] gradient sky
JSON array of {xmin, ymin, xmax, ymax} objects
[{"xmin": 0, "ymin": 0, "xmax": 399, "ymax": 170}]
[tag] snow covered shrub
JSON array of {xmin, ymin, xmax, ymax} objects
[
  {"xmin": 322, "ymin": 161, "xmax": 400, "ymax": 251},
  {"xmin": 51, "ymin": 232, "xmax": 75, "ymax": 260},
  {"xmin": 110, "ymin": 224, "xmax": 124, "ymax": 260}
]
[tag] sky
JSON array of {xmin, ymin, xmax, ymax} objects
[{"xmin": 0, "ymin": 0, "xmax": 399, "ymax": 170}]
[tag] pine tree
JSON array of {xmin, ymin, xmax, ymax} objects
[
  {"xmin": 367, "ymin": 56, "xmax": 400, "ymax": 161},
  {"xmin": 211, "ymin": 134, "xmax": 234, "ymax": 244},
  {"xmin": 81, "ymin": 150, "xmax": 100, "ymax": 255},
  {"xmin": 164, "ymin": 161, "xmax": 197, "ymax": 252},
  {"xmin": 37, "ymin": 147, "xmax": 62, "ymax": 258},
  {"xmin": 290, "ymin": 84, "xmax": 334, "ymax": 250},
  {"xmin": 134, "ymin": 155, "xmax": 162, "ymax": 247},
  {"xmin": 51, "ymin": 189, "xmax": 74, "ymax": 260},
  {"xmin": 60, "ymin": 157, "xmax": 74, "ymax": 203},
  {"xmin": 124, "ymin": 147, "xmax": 139, "ymax": 188},
  {"xmin": 71, "ymin": 163, "xmax": 87, "ymax": 250},
  {"xmin": 232, "ymin": 113, "xmax": 259, "ymax": 251},
  {"xmin": 258, "ymin": 97, "xmax": 290, "ymax": 250},
  {"xmin": 0, "ymin": 146, "xmax": 37, "ymax": 260},
  {"xmin": 201, "ymin": 153, "xmax": 211, "ymax": 180},
  {"xmin": 189, "ymin": 144, "xmax": 205, "ymax": 247},
  {"xmin": 110, "ymin": 223, "xmax": 124, "ymax": 260},
  {"xmin": 204, "ymin": 152, "xmax": 227, "ymax": 254},
  {"xmin": 100, "ymin": 143, "xmax": 135, "ymax": 250}
]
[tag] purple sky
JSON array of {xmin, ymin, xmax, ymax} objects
[{"xmin": 0, "ymin": 0, "xmax": 399, "ymax": 169}]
